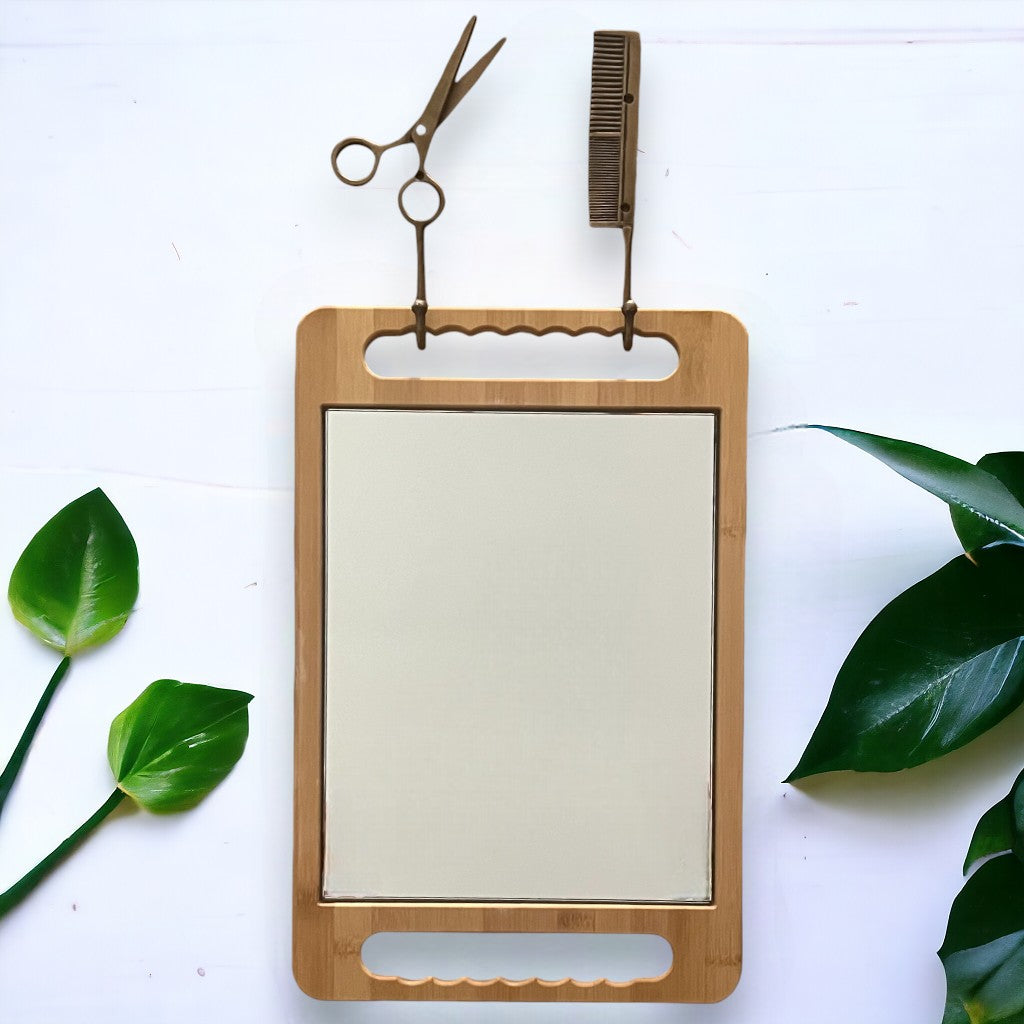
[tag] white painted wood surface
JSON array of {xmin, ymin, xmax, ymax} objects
[{"xmin": 0, "ymin": 1, "xmax": 1022, "ymax": 1020}]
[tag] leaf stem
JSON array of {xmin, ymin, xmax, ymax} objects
[
  {"xmin": 0, "ymin": 788, "xmax": 125, "ymax": 920},
  {"xmin": 0, "ymin": 656, "xmax": 71, "ymax": 821}
]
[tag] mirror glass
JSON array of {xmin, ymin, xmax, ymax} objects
[{"xmin": 323, "ymin": 409, "xmax": 716, "ymax": 903}]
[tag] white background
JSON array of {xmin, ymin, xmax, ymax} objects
[{"xmin": 0, "ymin": 1, "xmax": 1022, "ymax": 1021}]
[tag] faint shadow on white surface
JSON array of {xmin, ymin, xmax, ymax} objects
[{"xmin": 788, "ymin": 702, "xmax": 1024, "ymax": 822}]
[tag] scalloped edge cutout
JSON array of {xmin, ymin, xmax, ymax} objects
[
  {"xmin": 364, "ymin": 328, "xmax": 679, "ymax": 380},
  {"xmin": 360, "ymin": 932, "xmax": 674, "ymax": 984}
]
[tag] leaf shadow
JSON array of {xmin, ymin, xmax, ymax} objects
[{"xmin": 789, "ymin": 705, "xmax": 1024, "ymax": 826}]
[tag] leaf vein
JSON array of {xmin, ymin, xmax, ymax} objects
[{"xmin": 857, "ymin": 639, "xmax": 1023, "ymax": 745}]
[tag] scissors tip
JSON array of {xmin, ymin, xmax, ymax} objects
[{"xmin": 480, "ymin": 36, "xmax": 506, "ymax": 63}]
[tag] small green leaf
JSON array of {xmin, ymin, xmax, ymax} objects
[
  {"xmin": 787, "ymin": 545, "xmax": 1024, "ymax": 780},
  {"xmin": 799, "ymin": 426, "xmax": 1024, "ymax": 551},
  {"xmin": 952, "ymin": 453, "xmax": 1024, "ymax": 556},
  {"xmin": 8, "ymin": 488, "xmax": 139, "ymax": 655},
  {"xmin": 108, "ymin": 680, "xmax": 253, "ymax": 813},
  {"xmin": 964, "ymin": 769, "xmax": 1024, "ymax": 875},
  {"xmin": 940, "ymin": 855, "xmax": 1024, "ymax": 1024}
]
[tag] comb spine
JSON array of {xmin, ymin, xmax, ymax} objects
[{"xmin": 619, "ymin": 32, "xmax": 641, "ymax": 230}]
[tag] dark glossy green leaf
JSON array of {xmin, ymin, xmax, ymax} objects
[
  {"xmin": 964, "ymin": 769, "xmax": 1024, "ymax": 875},
  {"xmin": 941, "ymin": 995, "xmax": 972, "ymax": 1024},
  {"xmin": 800, "ymin": 426, "xmax": 1024, "ymax": 551},
  {"xmin": 107, "ymin": 680, "xmax": 253, "ymax": 813},
  {"xmin": 8, "ymin": 488, "xmax": 139, "ymax": 655},
  {"xmin": 952, "ymin": 454, "xmax": 1024, "ymax": 556},
  {"xmin": 940, "ymin": 854, "xmax": 1024, "ymax": 1024},
  {"xmin": 787, "ymin": 545, "xmax": 1024, "ymax": 780}
]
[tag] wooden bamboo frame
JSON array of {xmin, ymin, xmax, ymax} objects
[{"xmin": 294, "ymin": 307, "xmax": 747, "ymax": 1002}]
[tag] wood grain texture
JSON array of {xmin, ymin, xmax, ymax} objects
[{"xmin": 294, "ymin": 307, "xmax": 747, "ymax": 1002}]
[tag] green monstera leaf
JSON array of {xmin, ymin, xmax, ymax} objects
[
  {"xmin": 800, "ymin": 427, "xmax": 1024, "ymax": 553},
  {"xmin": 963, "ymin": 768, "xmax": 1024, "ymax": 875},
  {"xmin": 940, "ymin": 855, "xmax": 1024, "ymax": 1024},
  {"xmin": 788, "ymin": 545, "xmax": 1024, "ymax": 780},
  {"xmin": 108, "ymin": 680, "xmax": 253, "ymax": 812},
  {"xmin": 8, "ymin": 488, "xmax": 139, "ymax": 655},
  {"xmin": 0, "ymin": 680, "xmax": 254, "ymax": 920},
  {"xmin": 951, "ymin": 453, "xmax": 1024, "ymax": 557}
]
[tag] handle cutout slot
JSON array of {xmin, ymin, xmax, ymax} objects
[
  {"xmin": 364, "ymin": 329, "xmax": 679, "ymax": 381},
  {"xmin": 360, "ymin": 931, "xmax": 673, "ymax": 983}
]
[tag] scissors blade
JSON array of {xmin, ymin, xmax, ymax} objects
[
  {"xmin": 416, "ymin": 16, "xmax": 479, "ymax": 136},
  {"xmin": 438, "ymin": 36, "xmax": 506, "ymax": 125}
]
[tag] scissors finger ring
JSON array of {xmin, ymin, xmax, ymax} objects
[
  {"xmin": 397, "ymin": 174, "xmax": 446, "ymax": 228},
  {"xmin": 331, "ymin": 137, "xmax": 386, "ymax": 187}
]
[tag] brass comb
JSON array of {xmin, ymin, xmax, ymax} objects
[{"xmin": 588, "ymin": 30, "xmax": 641, "ymax": 350}]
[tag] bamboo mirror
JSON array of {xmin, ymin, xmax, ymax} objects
[{"xmin": 293, "ymin": 306, "xmax": 746, "ymax": 1002}]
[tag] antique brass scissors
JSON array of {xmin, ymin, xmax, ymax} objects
[{"xmin": 331, "ymin": 16, "xmax": 505, "ymax": 348}]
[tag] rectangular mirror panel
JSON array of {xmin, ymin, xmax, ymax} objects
[{"xmin": 323, "ymin": 409, "xmax": 716, "ymax": 902}]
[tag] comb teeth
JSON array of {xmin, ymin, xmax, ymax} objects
[
  {"xmin": 588, "ymin": 31, "xmax": 640, "ymax": 227},
  {"xmin": 589, "ymin": 136, "xmax": 623, "ymax": 224},
  {"xmin": 590, "ymin": 33, "xmax": 626, "ymax": 134}
]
